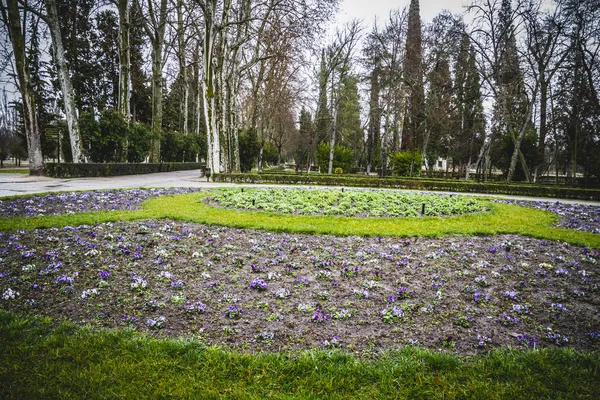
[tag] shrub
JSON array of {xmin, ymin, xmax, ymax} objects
[
  {"xmin": 390, "ymin": 150, "xmax": 422, "ymax": 177},
  {"xmin": 211, "ymin": 173, "xmax": 600, "ymax": 201},
  {"xmin": 316, "ymin": 143, "xmax": 353, "ymax": 174},
  {"xmin": 45, "ymin": 162, "xmax": 205, "ymax": 178}
]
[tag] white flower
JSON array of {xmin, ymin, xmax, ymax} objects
[{"xmin": 2, "ymin": 288, "xmax": 19, "ymax": 300}]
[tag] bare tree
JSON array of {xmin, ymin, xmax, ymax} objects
[
  {"xmin": 137, "ymin": 0, "xmax": 169, "ymax": 162},
  {"xmin": 0, "ymin": 0, "xmax": 44, "ymax": 175}
]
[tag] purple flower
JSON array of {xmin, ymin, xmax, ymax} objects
[
  {"xmin": 473, "ymin": 290, "xmax": 490, "ymax": 303},
  {"xmin": 398, "ymin": 287, "xmax": 415, "ymax": 299},
  {"xmin": 226, "ymin": 305, "xmax": 243, "ymax": 319},
  {"xmin": 171, "ymin": 280, "xmax": 185, "ymax": 289},
  {"xmin": 498, "ymin": 313, "xmax": 519, "ymax": 326},
  {"xmin": 98, "ymin": 270, "xmax": 110, "ymax": 279},
  {"xmin": 517, "ymin": 334, "xmax": 539, "ymax": 349},
  {"xmin": 504, "ymin": 291, "xmax": 518, "ymax": 300},
  {"xmin": 250, "ymin": 278, "xmax": 267, "ymax": 290},
  {"xmin": 555, "ymin": 267, "xmax": 569, "ymax": 276},
  {"xmin": 312, "ymin": 309, "xmax": 328, "ymax": 323},
  {"xmin": 55, "ymin": 274, "xmax": 74, "ymax": 285}
]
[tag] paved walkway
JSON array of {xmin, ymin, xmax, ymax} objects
[{"xmin": 1, "ymin": 169, "xmax": 599, "ymax": 205}]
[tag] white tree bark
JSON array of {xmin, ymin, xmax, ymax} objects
[
  {"xmin": 44, "ymin": 0, "xmax": 85, "ymax": 163},
  {"xmin": 2, "ymin": 0, "xmax": 44, "ymax": 174},
  {"xmin": 117, "ymin": 0, "xmax": 131, "ymax": 123}
]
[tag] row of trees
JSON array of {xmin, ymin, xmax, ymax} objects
[{"xmin": 1, "ymin": 0, "xmax": 599, "ymax": 182}]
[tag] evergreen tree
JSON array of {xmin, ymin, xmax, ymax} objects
[
  {"xmin": 94, "ymin": 10, "xmax": 120, "ymax": 111},
  {"xmin": 402, "ymin": 0, "xmax": 425, "ymax": 174},
  {"xmin": 424, "ymin": 56, "xmax": 452, "ymax": 174},
  {"xmin": 315, "ymin": 50, "xmax": 331, "ymax": 145},
  {"xmin": 57, "ymin": 0, "xmax": 98, "ymax": 114},
  {"xmin": 336, "ymin": 74, "xmax": 362, "ymax": 162}
]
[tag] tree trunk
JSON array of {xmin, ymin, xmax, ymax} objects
[
  {"xmin": 148, "ymin": 0, "xmax": 168, "ymax": 163},
  {"xmin": 534, "ymin": 79, "xmax": 548, "ymax": 181},
  {"xmin": 45, "ymin": 0, "xmax": 85, "ymax": 163},
  {"xmin": 3, "ymin": 0, "xmax": 44, "ymax": 175},
  {"xmin": 506, "ymin": 82, "xmax": 537, "ymax": 184},
  {"xmin": 176, "ymin": 0, "xmax": 188, "ymax": 135},
  {"xmin": 328, "ymin": 106, "xmax": 337, "ymax": 174},
  {"xmin": 201, "ymin": 0, "xmax": 221, "ymax": 173},
  {"xmin": 117, "ymin": 0, "xmax": 131, "ymax": 123},
  {"xmin": 150, "ymin": 39, "xmax": 163, "ymax": 162}
]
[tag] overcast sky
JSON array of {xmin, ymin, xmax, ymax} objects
[{"xmin": 335, "ymin": 0, "xmax": 470, "ymax": 28}]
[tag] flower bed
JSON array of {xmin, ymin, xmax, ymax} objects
[
  {"xmin": 210, "ymin": 188, "xmax": 485, "ymax": 218},
  {"xmin": 0, "ymin": 188, "xmax": 204, "ymax": 218},
  {"xmin": 1, "ymin": 220, "xmax": 598, "ymax": 354}
]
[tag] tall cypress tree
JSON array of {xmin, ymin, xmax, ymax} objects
[
  {"xmin": 315, "ymin": 50, "xmax": 330, "ymax": 145},
  {"xmin": 402, "ymin": 0, "xmax": 425, "ymax": 174}
]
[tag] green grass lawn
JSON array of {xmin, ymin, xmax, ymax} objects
[
  {"xmin": 1, "ymin": 311, "xmax": 599, "ymax": 399},
  {"xmin": 0, "ymin": 168, "xmax": 28, "ymax": 174}
]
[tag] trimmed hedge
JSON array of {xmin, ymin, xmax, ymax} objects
[
  {"xmin": 45, "ymin": 162, "xmax": 205, "ymax": 178},
  {"xmin": 212, "ymin": 173, "xmax": 600, "ymax": 201}
]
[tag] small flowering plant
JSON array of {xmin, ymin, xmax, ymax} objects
[
  {"xmin": 550, "ymin": 303, "xmax": 568, "ymax": 318},
  {"xmin": 517, "ymin": 334, "xmax": 539, "ymax": 349},
  {"xmin": 130, "ymin": 274, "xmax": 147, "ymax": 291},
  {"xmin": 333, "ymin": 309, "xmax": 352, "ymax": 320},
  {"xmin": 397, "ymin": 286, "xmax": 415, "ymax": 299},
  {"xmin": 295, "ymin": 277, "xmax": 309, "ymax": 287},
  {"xmin": 251, "ymin": 264, "xmax": 268, "ymax": 273},
  {"xmin": 511, "ymin": 304, "xmax": 530, "ymax": 315},
  {"xmin": 171, "ymin": 280, "xmax": 185, "ymax": 290},
  {"xmin": 545, "ymin": 328, "xmax": 569, "ymax": 345},
  {"xmin": 503, "ymin": 291, "xmax": 518, "ymax": 300},
  {"xmin": 146, "ymin": 316, "xmax": 166, "ymax": 329},
  {"xmin": 157, "ymin": 270, "xmax": 173, "ymax": 281},
  {"xmin": 2, "ymin": 287, "xmax": 19, "ymax": 300},
  {"xmin": 256, "ymin": 331, "xmax": 275, "ymax": 344},
  {"xmin": 353, "ymin": 288, "xmax": 369, "ymax": 299},
  {"xmin": 311, "ymin": 309, "xmax": 328, "ymax": 323},
  {"xmin": 497, "ymin": 313, "xmax": 519, "ymax": 326},
  {"xmin": 249, "ymin": 278, "xmax": 267, "ymax": 290},
  {"xmin": 474, "ymin": 276, "xmax": 489, "ymax": 287},
  {"xmin": 473, "ymin": 290, "xmax": 490, "ymax": 304},
  {"xmin": 381, "ymin": 305, "xmax": 404, "ymax": 324},
  {"xmin": 323, "ymin": 336, "xmax": 341, "ymax": 348},
  {"xmin": 55, "ymin": 274, "xmax": 75, "ymax": 286},
  {"xmin": 274, "ymin": 288, "xmax": 290, "ymax": 298},
  {"xmin": 555, "ymin": 267, "xmax": 569, "ymax": 276},
  {"xmin": 297, "ymin": 302, "xmax": 316, "ymax": 313},
  {"xmin": 316, "ymin": 291, "xmax": 330, "ymax": 300},
  {"xmin": 166, "ymin": 291, "xmax": 185, "ymax": 303},
  {"xmin": 143, "ymin": 299, "xmax": 165, "ymax": 311},
  {"xmin": 317, "ymin": 270, "xmax": 332, "ymax": 280},
  {"xmin": 455, "ymin": 315, "xmax": 474, "ymax": 328},
  {"xmin": 81, "ymin": 288, "xmax": 99, "ymax": 299},
  {"xmin": 122, "ymin": 315, "xmax": 137, "ymax": 325},
  {"xmin": 477, "ymin": 334, "xmax": 492, "ymax": 348},
  {"xmin": 226, "ymin": 305, "xmax": 243, "ymax": 319},
  {"xmin": 341, "ymin": 265, "xmax": 359, "ymax": 278},
  {"xmin": 185, "ymin": 301, "xmax": 207, "ymax": 313}
]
